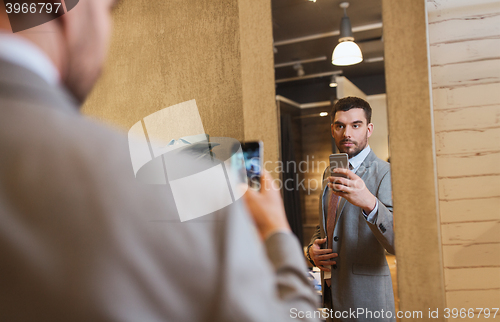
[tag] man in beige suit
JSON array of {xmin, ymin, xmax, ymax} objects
[{"xmin": 0, "ymin": 1, "xmax": 319, "ymax": 321}]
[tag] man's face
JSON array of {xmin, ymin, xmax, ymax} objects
[
  {"xmin": 331, "ymin": 108, "xmax": 373, "ymax": 159},
  {"xmin": 63, "ymin": 0, "xmax": 117, "ymax": 103}
]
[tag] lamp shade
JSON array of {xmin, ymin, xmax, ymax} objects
[{"xmin": 332, "ymin": 40, "xmax": 363, "ymax": 66}]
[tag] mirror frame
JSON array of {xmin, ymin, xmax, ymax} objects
[{"xmin": 382, "ymin": 0, "xmax": 447, "ymax": 319}]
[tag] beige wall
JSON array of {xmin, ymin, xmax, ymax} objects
[
  {"xmin": 82, "ymin": 0, "xmax": 278, "ymax": 167},
  {"xmin": 238, "ymin": 0, "xmax": 279, "ymax": 166},
  {"xmin": 336, "ymin": 76, "xmax": 367, "ymax": 100},
  {"xmin": 367, "ymin": 94, "xmax": 389, "ymax": 162},
  {"xmin": 383, "ymin": 0, "xmax": 447, "ymax": 319},
  {"xmin": 427, "ymin": 0, "xmax": 500, "ymax": 311}
]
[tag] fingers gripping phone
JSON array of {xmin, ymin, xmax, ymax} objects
[
  {"xmin": 329, "ymin": 153, "xmax": 349, "ymax": 191},
  {"xmin": 241, "ymin": 141, "xmax": 263, "ymax": 190}
]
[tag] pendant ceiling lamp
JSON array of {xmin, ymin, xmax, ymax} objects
[
  {"xmin": 329, "ymin": 75, "xmax": 338, "ymax": 87},
  {"xmin": 332, "ymin": 2, "xmax": 363, "ymax": 66}
]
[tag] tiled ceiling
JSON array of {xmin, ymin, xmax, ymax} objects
[{"xmin": 272, "ymin": 0, "xmax": 385, "ymax": 103}]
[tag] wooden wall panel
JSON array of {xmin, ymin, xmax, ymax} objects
[
  {"xmin": 439, "ymin": 197, "xmax": 500, "ymax": 223},
  {"xmin": 427, "ymin": 0, "xmax": 500, "ymax": 312},
  {"xmin": 427, "ymin": 0, "xmax": 499, "ymax": 13},
  {"xmin": 443, "ymin": 244, "xmax": 500, "ymax": 268},
  {"xmin": 438, "ymin": 175, "xmax": 500, "ymax": 200},
  {"xmin": 437, "ymin": 151, "xmax": 500, "ymax": 178},
  {"xmin": 428, "ymin": 6, "xmax": 500, "ymax": 44},
  {"xmin": 445, "ymin": 267, "xmax": 500, "ymax": 290},
  {"xmin": 441, "ymin": 221, "xmax": 500, "ymax": 245},
  {"xmin": 434, "ymin": 105, "xmax": 500, "ymax": 133},
  {"xmin": 435, "ymin": 128, "xmax": 500, "ymax": 156},
  {"xmin": 433, "ymin": 83, "xmax": 500, "ymax": 110},
  {"xmin": 446, "ymin": 290, "xmax": 500, "ymax": 312},
  {"xmin": 430, "ymin": 38, "xmax": 500, "ymax": 66},
  {"xmin": 431, "ymin": 59, "xmax": 500, "ymax": 88}
]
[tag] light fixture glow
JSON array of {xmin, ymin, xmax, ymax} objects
[
  {"xmin": 332, "ymin": 40, "xmax": 363, "ymax": 66},
  {"xmin": 332, "ymin": 2, "xmax": 363, "ymax": 66},
  {"xmin": 320, "ymin": 112, "xmax": 328, "ymax": 117}
]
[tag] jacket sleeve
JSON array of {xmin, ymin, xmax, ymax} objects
[
  {"xmin": 364, "ymin": 169, "xmax": 395, "ymax": 254},
  {"xmin": 214, "ymin": 202, "xmax": 321, "ymax": 322}
]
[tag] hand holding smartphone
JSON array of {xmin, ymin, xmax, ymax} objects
[
  {"xmin": 329, "ymin": 153, "xmax": 349, "ymax": 191},
  {"xmin": 241, "ymin": 141, "xmax": 263, "ymax": 190}
]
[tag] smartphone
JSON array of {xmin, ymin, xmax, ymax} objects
[
  {"xmin": 329, "ymin": 153, "xmax": 349, "ymax": 191},
  {"xmin": 241, "ymin": 141, "xmax": 263, "ymax": 190}
]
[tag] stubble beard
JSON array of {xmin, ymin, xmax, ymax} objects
[{"xmin": 337, "ymin": 137, "xmax": 368, "ymax": 159}]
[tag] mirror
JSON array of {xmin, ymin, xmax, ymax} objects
[{"xmin": 271, "ymin": 0, "xmax": 400, "ymax": 318}]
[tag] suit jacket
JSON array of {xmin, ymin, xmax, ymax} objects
[
  {"xmin": 309, "ymin": 150, "xmax": 395, "ymax": 322},
  {"xmin": 0, "ymin": 58, "xmax": 319, "ymax": 321}
]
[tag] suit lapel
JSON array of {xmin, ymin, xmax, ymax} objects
[
  {"xmin": 320, "ymin": 169, "xmax": 329, "ymax": 235},
  {"xmin": 320, "ymin": 186, "xmax": 326, "ymax": 234},
  {"xmin": 336, "ymin": 197, "xmax": 347, "ymax": 220},
  {"xmin": 356, "ymin": 150, "xmax": 376, "ymax": 183}
]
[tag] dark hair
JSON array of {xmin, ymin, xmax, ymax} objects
[{"xmin": 330, "ymin": 96, "xmax": 372, "ymax": 124}]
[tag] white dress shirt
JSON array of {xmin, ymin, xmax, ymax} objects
[{"xmin": 0, "ymin": 32, "xmax": 59, "ymax": 85}]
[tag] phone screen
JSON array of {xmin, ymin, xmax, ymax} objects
[
  {"xmin": 242, "ymin": 141, "xmax": 262, "ymax": 190},
  {"xmin": 329, "ymin": 153, "xmax": 349, "ymax": 179}
]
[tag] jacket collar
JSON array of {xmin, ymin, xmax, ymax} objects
[
  {"xmin": 0, "ymin": 58, "xmax": 79, "ymax": 115},
  {"xmin": 0, "ymin": 32, "xmax": 60, "ymax": 85},
  {"xmin": 355, "ymin": 149, "xmax": 377, "ymax": 179}
]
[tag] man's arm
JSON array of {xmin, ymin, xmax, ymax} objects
[
  {"xmin": 265, "ymin": 232, "xmax": 321, "ymax": 316},
  {"xmin": 363, "ymin": 170, "xmax": 394, "ymax": 254},
  {"xmin": 226, "ymin": 172, "xmax": 320, "ymax": 321},
  {"xmin": 329, "ymin": 167, "xmax": 394, "ymax": 254},
  {"xmin": 212, "ymin": 211, "xmax": 320, "ymax": 322}
]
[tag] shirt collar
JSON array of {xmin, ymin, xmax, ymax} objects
[
  {"xmin": 0, "ymin": 32, "xmax": 60, "ymax": 86},
  {"xmin": 349, "ymin": 145, "xmax": 371, "ymax": 172}
]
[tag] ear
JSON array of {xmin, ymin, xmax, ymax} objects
[
  {"xmin": 367, "ymin": 123, "xmax": 374, "ymax": 138},
  {"xmin": 0, "ymin": 2, "xmax": 10, "ymax": 31},
  {"xmin": 331, "ymin": 123, "xmax": 335, "ymax": 138}
]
